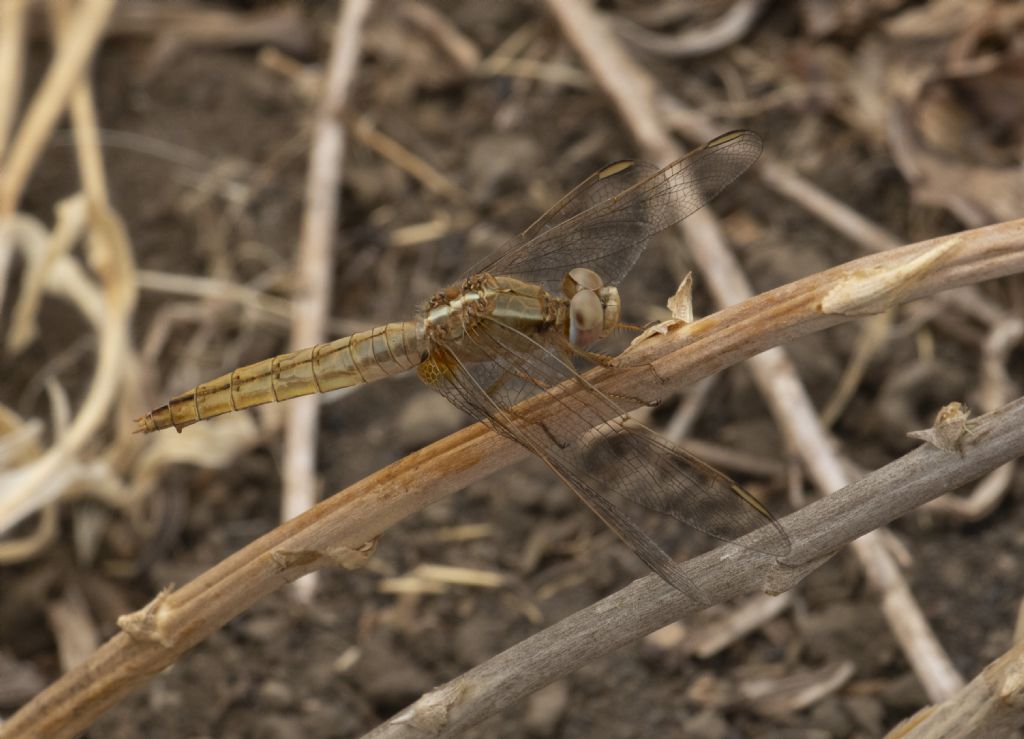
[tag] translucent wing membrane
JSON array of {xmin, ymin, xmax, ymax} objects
[
  {"xmin": 470, "ymin": 130, "xmax": 763, "ymax": 293},
  {"xmin": 517, "ymin": 160, "xmax": 661, "ymax": 243},
  {"xmin": 419, "ymin": 314, "xmax": 790, "ymax": 598}
]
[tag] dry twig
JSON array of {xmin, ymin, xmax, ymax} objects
[
  {"xmin": 0, "ymin": 0, "xmax": 115, "ymax": 215},
  {"xmin": 282, "ymin": 0, "xmax": 372, "ymax": 602},
  {"xmin": 0, "ymin": 0, "xmax": 28, "ymax": 163}
]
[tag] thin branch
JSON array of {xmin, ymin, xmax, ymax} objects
[
  {"xmin": 0, "ymin": 0, "xmax": 116, "ymax": 215},
  {"xmin": 282, "ymin": 0, "xmax": 372, "ymax": 601},
  {"xmin": 0, "ymin": 0, "xmax": 28, "ymax": 163},
  {"xmin": 365, "ymin": 395, "xmax": 1024, "ymax": 739},
  {"xmin": 2, "ymin": 221, "xmax": 1022, "ymax": 739}
]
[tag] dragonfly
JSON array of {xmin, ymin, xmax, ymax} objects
[{"xmin": 137, "ymin": 130, "xmax": 790, "ymax": 599}]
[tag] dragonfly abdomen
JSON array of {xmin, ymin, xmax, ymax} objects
[{"xmin": 136, "ymin": 321, "xmax": 425, "ymax": 433}]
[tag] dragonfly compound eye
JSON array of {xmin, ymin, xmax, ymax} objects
[
  {"xmin": 562, "ymin": 267, "xmax": 604, "ymax": 298},
  {"xmin": 598, "ymin": 286, "xmax": 621, "ymax": 333},
  {"xmin": 569, "ymin": 289, "xmax": 604, "ymax": 347}
]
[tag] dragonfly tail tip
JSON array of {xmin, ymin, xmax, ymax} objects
[{"xmin": 133, "ymin": 415, "xmax": 156, "ymax": 434}]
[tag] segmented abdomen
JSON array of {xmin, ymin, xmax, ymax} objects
[{"xmin": 136, "ymin": 321, "xmax": 424, "ymax": 432}]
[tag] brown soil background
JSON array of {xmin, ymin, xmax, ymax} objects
[{"xmin": 2, "ymin": 1, "xmax": 1023, "ymax": 737}]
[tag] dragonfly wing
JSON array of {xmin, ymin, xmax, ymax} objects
[
  {"xmin": 419, "ymin": 339, "xmax": 705, "ymax": 598},
  {"xmin": 418, "ymin": 317, "xmax": 790, "ymax": 595},
  {"xmin": 462, "ymin": 158, "xmax": 658, "ymax": 288},
  {"xmin": 515, "ymin": 160, "xmax": 662, "ymax": 243},
  {"xmin": 468, "ymin": 130, "xmax": 763, "ymax": 293}
]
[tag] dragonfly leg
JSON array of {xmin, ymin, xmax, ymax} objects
[
  {"xmin": 486, "ymin": 361, "xmax": 577, "ymax": 449},
  {"xmin": 577, "ymin": 348, "xmax": 617, "ymax": 367},
  {"xmin": 557, "ymin": 333, "xmax": 617, "ymax": 368},
  {"xmin": 556, "ymin": 334, "xmax": 659, "ymax": 408},
  {"xmin": 615, "ymin": 320, "xmax": 647, "ymax": 334}
]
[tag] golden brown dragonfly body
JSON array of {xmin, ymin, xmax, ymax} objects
[
  {"xmin": 136, "ymin": 273, "xmax": 620, "ymax": 433},
  {"xmin": 138, "ymin": 131, "xmax": 790, "ymax": 599}
]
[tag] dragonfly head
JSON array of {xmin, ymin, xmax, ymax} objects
[{"xmin": 563, "ymin": 268, "xmax": 621, "ymax": 348}]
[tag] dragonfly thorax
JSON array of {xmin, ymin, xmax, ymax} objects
[
  {"xmin": 418, "ymin": 272, "xmax": 621, "ymax": 362},
  {"xmin": 421, "ymin": 274, "xmax": 554, "ymax": 350}
]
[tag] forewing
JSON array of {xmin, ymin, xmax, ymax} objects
[
  {"xmin": 418, "ymin": 317, "xmax": 790, "ymax": 596},
  {"xmin": 463, "ymin": 158, "xmax": 658, "ymax": 286},
  {"xmin": 518, "ymin": 159, "xmax": 661, "ymax": 242},
  {"xmin": 469, "ymin": 130, "xmax": 763, "ymax": 293}
]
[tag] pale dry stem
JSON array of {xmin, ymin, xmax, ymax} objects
[
  {"xmin": 0, "ymin": 0, "xmax": 257, "ymax": 561},
  {"xmin": 0, "ymin": 0, "xmax": 115, "ymax": 215},
  {"xmin": 0, "ymin": 0, "xmax": 133, "ymax": 539},
  {"xmin": 135, "ymin": 269, "xmax": 299, "ymax": 330},
  {"xmin": 282, "ymin": 0, "xmax": 373, "ymax": 602},
  {"xmin": 398, "ymin": 2, "xmax": 482, "ymax": 74},
  {"xmin": 347, "ymin": 115, "xmax": 471, "ymax": 205},
  {"xmin": 612, "ymin": 0, "xmax": 767, "ymax": 58},
  {"xmin": 0, "ymin": 0, "xmax": 29, "ymax": 164}
]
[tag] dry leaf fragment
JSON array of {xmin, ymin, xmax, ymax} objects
[
  {"xmin": 409, "ymin": 562, "xmax": 508, "ymax": 588},
  {"xmin": 630, "ymin": 272, "xmax": 694, "ymax": 346},
  {"xmin": 271, "ymin": 537, "xmax": 379, "ymax": 574},
  {"xmin": 666, "ymin": 272, "xmax": 694, "ymax": 323},
  {"xmin": 270, "ymin": 548, "xmax": 322, "ymax": 572}
]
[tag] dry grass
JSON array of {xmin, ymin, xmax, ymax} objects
[{"xmin": 2, "ymin": 1, "xmax": 1023, "ymax": 737}]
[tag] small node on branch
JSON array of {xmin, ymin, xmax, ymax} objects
[
  {"xmin": 117, "ymin": 586, "xmax": 176, "ymax": 648},
  {"xmin": 907, "ymin": 402, "xmax": 975, "ymax": 455}
]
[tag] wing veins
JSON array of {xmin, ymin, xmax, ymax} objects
[
  {"xmin": 468, "ymin": 131, "xmax": 763, "ymax": 292},
  {"xmin": 431, "ymin": 326, "xmax": 706, "ymax": 597},
  {"xmin": 467, "ymin": 317, "xmax": 790, "ymax": 557}
]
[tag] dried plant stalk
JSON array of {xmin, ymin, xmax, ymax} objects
[
  {"xmin": 282, "ymin": 0, "xmax": 372, "ymax": 602},
  {"xmin": 0, "ymin": 0, "xmax": 115, "ymax": 214},
  {"xmin": 0, "ymin": 0, "xmax": 136, "ymax": 540}
]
